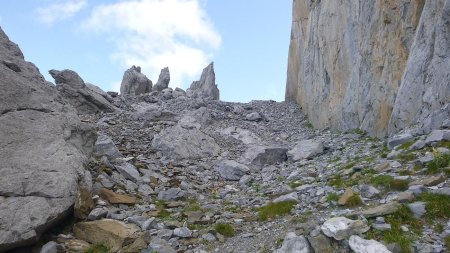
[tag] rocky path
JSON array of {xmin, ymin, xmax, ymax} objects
[{"xmin": 50, "ymin": 89, "xmax": 450, "ymax": 253}]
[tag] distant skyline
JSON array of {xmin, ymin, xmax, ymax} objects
[{"xmin": 0, "ymin": 0, "xmax": 291, "ymax": 102}]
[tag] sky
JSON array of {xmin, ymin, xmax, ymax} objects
[{"xmin": 0, "ymin": 0, "xmax": 292, "ymax": 102}]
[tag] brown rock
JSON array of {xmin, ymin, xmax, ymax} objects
[
  {"xmin": 99, "ymin": 188, "xmax": 136, "ymax": 205},
  {"xmin": 308, "ymin": 234, "xmax": 334, "ymax": 253},
  {"xmin": 338, "ymin": 188, "xmax": 354, "ymax": 206},
  {"xmin": 64, "ymin": 239, "xmax": 91, "ymax": 253},
  {"xmin": 73, "ymin": 219, "xmax": 140, "ymax": 252},
  {"xmin": 397, "ymin": 191, "xmax": 415, "ymax": 203},
  {"xmin": 74, "ymin": 188, "xmax": 94, "ymax": 219}
]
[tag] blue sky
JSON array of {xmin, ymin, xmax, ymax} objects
[{"xmin": 0, "ymin": 0, "xmax": 291, "ymax": 102}]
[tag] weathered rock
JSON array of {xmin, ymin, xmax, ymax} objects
[
  {"xmin": 64, "ymin": 239, "xmax": 90, "ymax": 253},
  {"xmin": 173, "ymin": 227, "xmax": 192, "ymax": 238},
  {"xmin": 157, "ymin": 188, "xmax": 186, "ymax": 201},
  {"xmin": 349, "ymin": 235, "xmax": 392, "ymax": 253},
  {"xmin": 40, "ymin": 241, "xmax": 58, "ymax": 253},
  {"xmin": 120, "ymin": 65, "xmax": 152, "ymax": 96},
  {"xmin": 186, "ymin": 62, "xmax": 219, "ymax": 100},
  {"xmin": 307, "ymin": 234, "xmax": 333, "ymax": 253},
  {"xmin": 49, "ymin": 69, "xmax": 116, "ymax": 114},
  {"xmin": 87, "ymin": 208, "xmax": 108, "ymax": 221},
  {"xmin": 74, "ymin": 188, "xmax": 94, "ymax": 220},
  {"xmin": 273, "ymin": 192, "xmax": 298, "ymax": 203},
  {"xmin": 389, "ymin": 0, "xmax": 450, "ymax": 134},
  {"xmin": 287, "ymin": 139, "xmax": 324, "ymax": 162},
  {"xmin": 0, "ymin": 27, "xmax": 96, "ymax": 251},
  {"xmin": 215, "ymin": 160, "xmax": 250, "ymax": 181},
  {"xmin": 424, "ymin": 130, "xmax": 450, "ymax": 144},
  {"xmin": 220, "ymin": 126, "xmax": 261, "ymax": 145},
  {"xmin": 73, "ymin": 219, "xmax": 140, "ymax": 252},
  {"xmin": 245, "ymin": 112, "xmax": 262, "ymax": 121},
  {"xmin": 145, "ymin": 238, "xmax": 176, "ymax": 253},
  {"xmin": 241, "ymin": 145, "xmax": 288, "ymax": 168},
  {"xmin": 286, "ymin": 0, "xmax": 449, "ymax": 137},
  {"xmin": 388, "ymin": 134, "xmax": 414, "ymax": 149},
  {"xmin": 93, "ymin": 135, "xmax": 122, "ymax": 160},
  {"xmin": 338, "ymin": 188, "xmax": 354, "ymax": 206},
  {"xmin": 152, "ymin": 125, "xmax": 220, "ymax": 160},
  {"xmin": 275, "ymin": 232, "xmax": 310, "ymax": 253},
  {"xmin": 321, "ymin": 217, "xmax": 369, "ymax": 240},
  {"xmin": 153, "ymin": 67, "xmax": 170, "ymax": 92},
  {"xmin": 408, "ymin": 202, "xmax": 426, "ymax": 218},
  {"xmin": 115, "ymin": 162, "xmax": 141, "ymax": 183},
  {"xmin": 361, "ymin": 202, "xmax": 400, "ymax": 218},
  {"xmin": 99, "ymin": 188, "xmax": 136, "ymax": 205},
  {"xmin": 360, "ymin": 185, "xmax": 381, "ymax": 199}
]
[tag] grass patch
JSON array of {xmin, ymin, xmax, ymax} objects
[
  {"xmin": 381, "ymin": 144, "xmax": 389, "ymax": 158},
  {"xmin": 157, "ymin": 209, "xmax": 171, "ymax": 219},
  {"xmin": 399, "ymin": 170, "xmax": 413, "ymax": 176},
  {"xmin": 184, "ymin": 199, "xmax": 201, "ymax": 212},
  {"xmin": 445, "ymin": 236, "xmax": 450, "ymax": 251},
  {"xmin": 326, "ymin": 193, "xmax": 339, "ymax": 202},
  {"xmin": 85, "ymin": 244, "xmax": 109, "ymax": 253},
  {"xmin": 258, "ymin": 201, "xmax": 297, "ymax": 221},
  {"xmin": 397, "ymin": 152, "xmax": 417, "ymax": 163},
  {"xmin": 345, "ymin": 194, "xmax": 363, "ymax": 208},
  {"xmin": 369, "ymin": 175, "xmax": 409, "ymax": 191},
  {"xmin": 419, "ymin": 192, "xmax": 450, "ymax": 219},
  {"xmin": 425, "ymin": 153, "xmax": 450, "ymax": 175},
  {"xmin": 327, "ymin": 175, "xmax": 358, "ymax": 188},
  {"xmin": 288, "ymin": 181, "xmax": 302, "ymax": 189},
  {"xmin": 214, "ymin": 223, "xmax": 235, "ymax": 237},
  {"xmin": 290, "ymin": 211, "xmax": 313, "ymax": 223},
  {"xmin": 305, "ymin": 121, "xmax": 314, "ymax": 129},
  {"xmin": 382, "ymin": 205, "xmax": 422, "ymax": 253},
  {"xmin": 398, "ymin": 141, "xmax": 415, "ymax": 150}
]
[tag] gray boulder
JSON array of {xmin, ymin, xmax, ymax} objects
[
  {"xmin": 93, "ymin": 135, "xmax": 122, "ymax": 160},
  {"xmin": 241, "ymin": 145, "xmax": 288, "ymax": 168},
  {"xmin": 0, "ymin": 27, "xmax": 95, "ymax": 251},
  {"xmin": 157, "ymin": 188, "xmax": 186, "ymax": 201},
  {"xmin": 152, "ymin": 125, "xmax": 220, "ymax": 160},
  {"xmin": 349, "ymin": 235, "xmax": 392, "ymax": 253},
  {"xmin": 120, "ymin": 65, "xmax": 152, "ymax": 96},
  {"xmin": 275, "ymin": 232, "xmax": 310, "ymax": 253},
  {"xmin": 321, "ymin": 217, "xmax": 369, "ymax": 240},
  {"xmin": 287, "ymin": 139, "xmax": 324, "ymax": 161},
  {"xmin": 49, "ymin": 69, "xmax": 116, "ymax": 114},
  {"xmin": 153, "ymin": 67, "xmax": 170, "ymax": 92},
  {"xmin": 215, "ymin": 160, "xmax": 250, "ymax": 181},
  {"xmin": 186, "ymin": 62, "xmax": 219, "ymax": 100}
]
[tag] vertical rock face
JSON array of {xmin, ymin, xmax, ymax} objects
[
  {"xmin": 120, "ymin": 65, "xmax": 152, "ymax": 96},
  {"xmin": 187, "ymin": 62, "xmax": 220, "ymax": 100},
  {"xmin": 0, "ymin": 27, "xmax": 95, "ymax": 251},
  {"xmin": 389, "ymin": 0, "xmax": 450, "ymax": 134},
  {"xmin": 286, "ymin": 0, "xmax": 449, "ymax": 137}
]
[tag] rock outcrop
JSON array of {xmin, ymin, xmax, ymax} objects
[
  {"xmin": 286, "ymin": 0, "xmax": 449, "ymax": 137},
  {"xmin": 120, "ymin": 65, "xmax": 152, "ymax": 96},
  {"xmin": 187, "ymin": 62, "xmax": 220, "ymax": 100},
  {"xmin": 153, "ymin": 67, "xmax": 170, "ymax": 92},
  {"xmin": 0, "ymin": 27, "xmax": 95, "ymax": 251},
  {"xmin": 49, "ymin": 69, "xmax": 116, "ymax": 114}
]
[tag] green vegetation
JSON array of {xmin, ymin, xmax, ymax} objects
[
  {"xmin": 367, "ymin": 205, "xmax": 422, "ymax": 253},
  {"xmin": 397, "ymin": 152, "xmax": 417, "ymax": 163},
  {"xmin": 425, "ymin": 153, "xmax": 450, "ymax": 175},
  {"xmin": 435, "ymin": 224, "xmax": 444, "ymax": 233},
  {"xmin": 258, "ymin": 201, "xmax": 297, "ymax": 221},
  {"xmin": 288, "ymin": 181, "xmax": 302, "ymax": 189},
  {"xmin": 305, "ymin": 121, "xmax": 314, "ymax": 129},
  {"xmin": 157, "ymin": 209, "xmax": 171, "ymax": 219},
  {"xmin": 369, "ymin": 175, "xmax": 409, "ymax": 191},
  {"xmin": 184, "ymin": 198, "xmax": 201, "ymax": 212},
  {"xmin": 419, "ymin": 193, "xmax": 450, "ymax": 219},
  {"xmin": 214, "ymin": 223, "xmax": 235, "ymax": 237},
  {"xmin": 381, "ymin": 144, "xmax": 389, "ymax": 158},
  {"xmin": 345, "ymin": 194, "xmax": 363, "ymax": 208},
  {"xmin": 399, "ymin": 169, "xmax": 413, "ymax": 176},
  {"xmin": 85, "ymin": 244, "xmax": 109, "ymax": 253},
  {"xmin": 290, "ymin": 211, "xmax": 313, "ymax": 223},
  {"xmin": 326, "ymin": 193, "xmax": 339, "ymax": 202},
  {"xmin": 275, "ymin": 237, "xmax": 284, "ymax": 247},
  {"xmin": 445, "ymin": 236, "xmax": 450, "ymax": 251},
  {"xmin": 327, "ymin": 175, "xmax": 358, "ymax": 188},
  {"xmin": 398, "ymin": 141, "xmax": 415, "ymax": 150}
]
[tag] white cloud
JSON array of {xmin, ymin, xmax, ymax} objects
[
  {"xmin": 82, "ymin": 0, "xmax": 221, "ymax": 89},
  {"xmin": 37, "ymin": 0, "xmax": 87, "ymax": 25}
]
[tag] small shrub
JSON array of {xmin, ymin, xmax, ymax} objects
[
  {"xmin": 258, "ymin": 201, "xmax": 297, "ymax": 221},
  {"xmin": 85, "ymin": 244, "xmax": 109, "ymax": 253},
  {"xmin": 157, "ymin": 209, "xmax": 171, "ymax": 219},
  {"xmin": 399, "ymin": 170, "xmax": 413, "ymax": 176},
  {"xmin": 326, "ymin": 193, "xmax": 339, "ymax": 202},
  {"xmin": 305, "ymin": 121, "xmax": 314, "ymax": 129},
  {"xmin": 370, "ymin": 175, "xmax": 393, "ymax": 187},
  {"xmin": 419, "ymin": 193, "xmax": 450, "ymax": 219},
  {"xmin": 345, "ymin": 194, "xmax": 363, "ymax": 208},
  {"xmin": 288, "ymin": 181, "xmax": 302, "ymax": 189},
  {"xmin": 398, "ymin": 141, "xmax": 415, "ymax": 150},
  {"xmin": 390, "ymin": 179, "xmax": 410, "ymax": 191},
  {"xmin": 445, "ymin": 236, "xmax": 450, "ymax": 251},
  {"xmin": 184, "ymin": 199, "xmax": 201, "ymax": 212},
  {"xmin": 370, "ymin": 175, "xmax": 409, "ymax": 191},
  {"xmin": 214, "ymin": 223, "xmax": 235, "ymax": 237},
  {"xmin": 425, "ymin": 153, "xmax": 450, "ymax": 175},
  {"xmin": 435, "ymin": 224, "xmax": 444, "ymax": 233}
]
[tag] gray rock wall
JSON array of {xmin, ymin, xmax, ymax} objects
[
  {"xmin": 286, "ymin": 0, "xmax": 449, "ymax": 137},
  {"xmin": 0, "ymin": 27, "xmax": 95, "ymax": 251}
]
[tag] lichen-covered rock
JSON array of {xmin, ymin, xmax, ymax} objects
[
  {"xmin": 120, "ymin": 65, "xmax": 152, "ymax": 96},
  {"xmin": 0, "ymin": 26, "xmax": 95, "ymax": 251},
  {"xmin": 186, "ymin": 62, "xmax": 219, "ymax": 100},
  {"xmin": 286, "ymin": 0, "xmax": 449, "ymax": 137}
]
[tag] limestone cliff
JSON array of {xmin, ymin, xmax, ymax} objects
[{"xmin": 286, "ymin": 0, "xmax": 449, "ymax": 137}]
